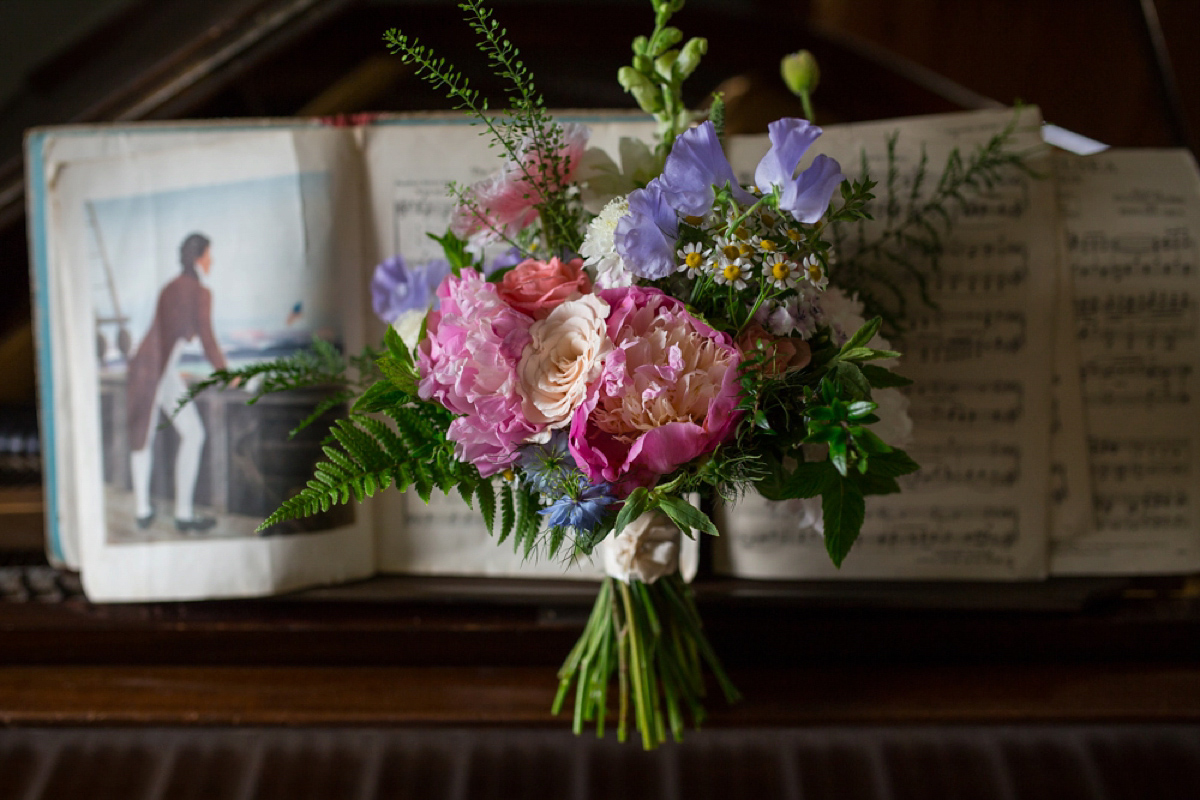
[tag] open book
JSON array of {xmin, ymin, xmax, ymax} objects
[{"xmin": 26, "ymin": 109, "xmax": 1200, "ymax": 601}]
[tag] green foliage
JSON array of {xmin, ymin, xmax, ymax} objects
[
  {"xmin": 384, "ymin": 1, "xmax": 585, "ymax": 254},
  {"xmin": 831, "ymin": 110, "xmax": 1032, "ymax": 332}
]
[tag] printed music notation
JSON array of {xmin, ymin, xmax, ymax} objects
[
  {"xmin": 1093, "ymin": 489, "xmax": 1191, "ymax": 534},
  {"xmin": 905, "ymin": 311, "xmax": 1025, "ymax": 363},
  {"xmin": 901, "ymin": 441, "xmax": 1020, "ymax": 491},
  {"xmin": 904, "ymin": 380, "xmax": 1024, "ymax": 425},
  {"xmin": 1080, "ymin": 356, "xmax": 1192, "ymax": 405},
  {"xmin": 1089, "ymin": 436, "xmax": 1190, "ymax": 475},
  {"xmin": 393, "ymin": 179, "xmax": 459, "ymax": 260},
  {"xmin": 861, "ymin": 505, "xmax": 1020, "ymax": 551}
]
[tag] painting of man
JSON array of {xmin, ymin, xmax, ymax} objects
[{"xmin": 125, "ymin": 233, "xmax": 228, "ymax": 533}]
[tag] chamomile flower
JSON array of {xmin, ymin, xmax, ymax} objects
[
  {"xmin": 802, "ymin": 254, "xmax": 829, "ymax": 289},
  {"xmin": 764, "ymin": 254, "xmax": 801, "ymax": 290},
  {"xmin": 750, "ymin": 235, "xmax": 781, "ymax": 256},
  {"xmin": 755, "ymin": 208, "xmax": 782, "ymax": 232},
  {"xmin": 783, "ymin": 225, "xmax": 805, "ymax": 245},
  {"xmin": 715, "ymin": 258, "xmax": 749, "ymax": 290},
  {"xmin": 714, "ymin": 235, "xmax": 746, "ymax": 264},
  {"xmin": 676, "ymin": 242, "xmax": 709, "ymax": 278}
]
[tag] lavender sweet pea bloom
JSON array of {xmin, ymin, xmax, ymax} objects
[
  {"xmin": 370, "ymin": 255, "xmax": 453, "ymax": 323},
  {"xmin": 657, "ymin": 121, "xmax": 755, "ymax": 215},
  {"xmin": 614, "ymin": 179, "xmax": 679, "ymax": 280},
  {"xmin": 753, "ymin": 118, "xmax": 846, "ymax": 223}
]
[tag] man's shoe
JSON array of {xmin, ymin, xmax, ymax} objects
[
  {"xmin": 136, "ymin": 507, "xmax": 155, "ymax": 529},
  {"xmin": 175, "ymin": 516, "xmax": 218, "ymax": 533}
]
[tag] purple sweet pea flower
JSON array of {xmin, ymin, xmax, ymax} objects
[
  {"xmin": 657, "ymin": 121, "xmax": 755, "ymax": 216},
  {"xmin": 370, "ymin": 255, "xmax": 453, "ymax": 323},
  {"xmin": 753, "ymin": 118, "xmax": 846, "ymax": 223},
  {"xmin": 613, "ymin": 179, "xmax": 680, "ymax": 280}
]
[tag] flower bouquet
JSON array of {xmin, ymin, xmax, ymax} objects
[{"xmin": 186, "ymin": 0, "xmax": 962, "ymax": 750}]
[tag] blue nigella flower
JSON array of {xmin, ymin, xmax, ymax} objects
[
  {"xmin": 370, "ymin": 255, "xmax": 453, "ymax": 323},
  {"xmin": 753, "ymin": 118, "xmax": 846, "ymax": 223},
  {"xmin": 517, "ymin": 431, "xmax": 574, "ymax": 494},
  {"xmin": 541, "ymin": 482, "xmax": 617, "ymax": 533},
  {"xmin": 657, "ymin": 121, "xmax": 756, "ymax": 216},
  {"xmin": 614, "ymin": 179, "xmax": 680, "ymax": 280}
]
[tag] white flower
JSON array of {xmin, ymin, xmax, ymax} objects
[
  {"xmin": 714, "ymin": 258, "xmax": 749, "ymax": 290},
  {"xmin": 517, "ymin": 294, "xmax": 612, "ymax": 428},
  {"xmin": 676, "ymin": 242, "xmax": 709, "ymax": 278},
  {"xmin": 601, "ymin": 510, "xmax": 680, "ymax": 584},
  {"xmin": 581, "ymin": 197, "xmax": 636, "ymax": 288},
  {"xmin": 750, "ymin": 234, "xmax": 781, "ymax": 256},
  {"xmin": 802, "ymin": 254, "xmax": 829, "ymax": 290},
  {"xmin": 391, "ymin": 309, "xmax": 427, "ymax": 352},
  {"xmin": 763, "ymin": 254, "xmax": 800, "ymax": 290}
]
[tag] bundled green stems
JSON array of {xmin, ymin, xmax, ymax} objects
[{"xmin": 553, "ymin": 573, "xmax": 740, "ymax": 750}]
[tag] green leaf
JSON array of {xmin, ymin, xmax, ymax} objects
[
  {"xmin": 614, "ymin": 487, "xmax": 652, "ymax": 536},
  {"xmin": 784, "ymin": 461, "xmax": 837, "ymax": 499},
  {"xmin": 384, "ymin": 325, "xmax": 411, "ymax": 363},
  {"xmin": 865, "ymin": 448, "xmax": 921, "ymax": 478},
  {"xmin": 478, "ymin": 479, "xmax": 496, "ymax": 534},
  {"xmin": 845, "ymin": 400, "xmax": 878, "ymax": 419},
  {"xmin": 840, "ymin": 317, "xmax": 881, "ymax": 354},
  {"xmin": 426, "ymin": 229, "xmax": 473, "ymax": 272},
  {"xmin": 860, "ymin": 364, "xmax": 913, "ymax": 388},
  {"xmin": 377, "ymin": 354, "xmax": 418, "ymax": 396},
  {"xmin": 832, "ymin": 361, "xmax": 872, "ymax": 400},
  {"xmin": 853, "ymin": 472, "xmax": 902, "ymax": 496},
  {"xmin": 499, "ymin": 483, "xmax": 515, "ymax": 544},
  {"xmin": 657, "ymin": 495, "xmax": 718, "ymax": 537},
  {"xmin": 352, "ymin": 379, "xmax": 410, "ymax": 414},
  {"xmin": 821, "ymin": 479, "xmax": 865, "ymax": 567}
]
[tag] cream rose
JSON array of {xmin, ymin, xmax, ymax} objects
[
  {"xmin": 601, "ymin": 510, "xmax": 680, "ymax": 584},
  {"xmin": 517, "ymin": 294, "xmax": 612, "ymax": 428}
]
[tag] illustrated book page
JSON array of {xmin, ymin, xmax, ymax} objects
[
  {"xmin": 715, "ymin": 108, "xmax": 1062, "ymax": 580},
  {"xmin": 41, "ymin": 128, "xmax": 375, "ymax": 600}
]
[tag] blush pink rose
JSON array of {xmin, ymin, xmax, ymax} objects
[
  {"xmin": 497, "ymin": 256, "xmax": 592, "ymax": 319},
  {"xmin": 568, "ymin": 286, "xmax": 743, "ymax": 497}
]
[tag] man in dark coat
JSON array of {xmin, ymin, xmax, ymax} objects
[{"xmin": 126, "ymin": 233, "xmax": 227, "ymax": 532}]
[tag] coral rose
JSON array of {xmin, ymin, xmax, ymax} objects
[
  {"xmin": 517, "ymin": 294, "xmax": 612, "ymax": 428},
  {"xmin": 497, "ymin": 256, "xmax": 591, "ymax": 319},
  {"xmin": 569, "ymin": 286, "xmax": 742, "ymax": 496}
]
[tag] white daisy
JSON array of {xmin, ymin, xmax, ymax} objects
[
  {"xmin": 803, "ymin": 254, "xmax": 829, "ymax": 290},
  {"xmin": 714, "ymin": 258, "xmax": 749, "ymax": 291},
  {"xmin": 763, "ymin": 254, "xmax": 801, "ymax": 290},
  {"xmin": 750, "ymin": 234, "xmax": 781, "ymax": 257},
  {"xmin": 676, "ymin": 242, "xmax": 709, "ymax": 279}
]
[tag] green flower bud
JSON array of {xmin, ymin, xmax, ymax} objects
[
  {"xmin": 631, "ymin": 83, "xmax": 664, "ymax": 114},
  {"xmin": 675, "ymin": 37, "xmax": 707, "ymax": 80},
  {"xmin": 633, "ymin": 54, "xmax": 652, "ymax": 74},
  {"xmin": 781, "ymin": 50, "xmax": 820, "ymax": 96},
  {"xmin": 652, "ymin": 26, "xmax": 683, "ymax": 56},
  {"xmin": 655, "ymin": 50, "xmax": 679, "ymax": 82},
  {"xmin": 632, "ymin": 35, "xmax": 648, "ymax": 55},
  {"xmin": 618, "ymin": 65, "xmax": 654, "ymax": 93}
]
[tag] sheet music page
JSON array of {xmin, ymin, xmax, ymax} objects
[
  {"xmin": 716, "ymin": 108, "xmax": 1060, "ymax": 579},
  {"xmin": 360, "ymin": 116, "xmax": 655, "ymax": 577},
  {"xmin": 1050, "ymin": 149, "xmax": 1200, "ymax": 574}
]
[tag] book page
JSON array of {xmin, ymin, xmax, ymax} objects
[
  {"xmin": 27, "ymin": 119, "xmax": 337, "ymax": 569},
  {"xmin": 360, "ymin": 115, "xmax": 655, "ymax": 578},
  {"xmin": 716, "ymin": 108, "xmax": 1061, "ymax": 579},
  {"xmin": 1050, "ymin": 149, "xmax": 1200, "ymax": 573},
  {"xmin": 46, "ymin": 128, "xmax": 375, "ymax": 600}
]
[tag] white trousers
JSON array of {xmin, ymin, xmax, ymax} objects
[{"xmin": 129, "ymin": 340, "xmax": 205, "ymax": 521}]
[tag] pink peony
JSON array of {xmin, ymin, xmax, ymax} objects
[
  {"xmin": 450, "ymin": 123, "xmax": 589, "ymax": 246},
  {"xmin": 497, "ymin": 256, "xmax": 591, "ymax": 320},
  {"xmin": 569, "ymin": 286, "xmax": 743, "ymax": 497},
  {"xmin": 417, "ymin": 269, "xmax": 543, "ymax": 475}
]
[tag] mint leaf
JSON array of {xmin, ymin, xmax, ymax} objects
[{"xmin": 822, "ymin": 479, "xmax": 865, "ymax": 567}]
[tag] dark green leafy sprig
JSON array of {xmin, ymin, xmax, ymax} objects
[
  {"xmin": 832, "ymin": 109, "xmax": 1034, "ymax": 332},
  {"xmin": 173, "ymin": 337, "xmax": 379, "ymax": 439}
]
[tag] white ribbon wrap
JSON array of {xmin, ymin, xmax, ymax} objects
[{"xmin": 600, "ymin": 505, "xmax": 700, "ymax": 584}]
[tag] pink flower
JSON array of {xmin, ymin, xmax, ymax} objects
[
  {"xmin": 735, "ymin": 322, "xmax": 812, "ymax": 376},
  {"xmin": 417, "ymin": 269, "xmax": 543, "ymax": 475},
  {"xmin": 497, "ymin": 257, "xmax": 592, "ymax": 319},
  {"xmin": 569, "ymin": 286, "xmax": 743, "ymax": 496},
  {"xmin": 450, "ymin": 123, "xmax": 590, "ymax": 246}
]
